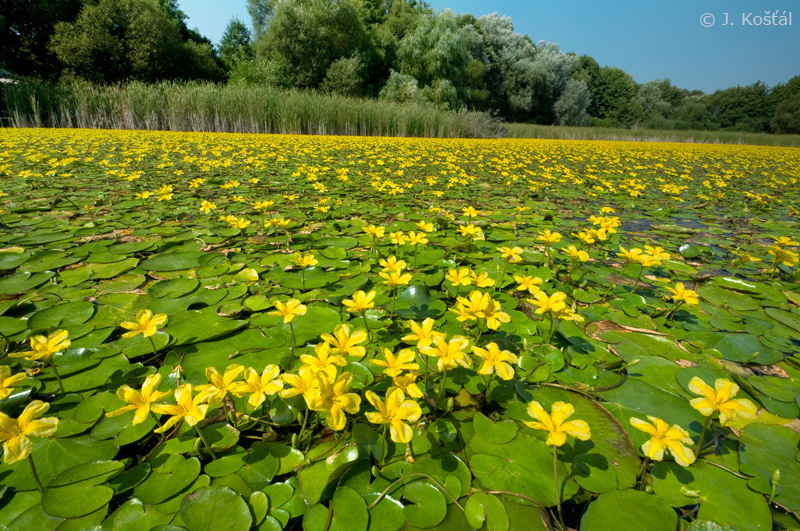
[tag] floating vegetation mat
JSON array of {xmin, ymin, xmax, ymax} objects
[{"xmin": 0, "ymin": 128, "xmax": 798, "ymax": 531}]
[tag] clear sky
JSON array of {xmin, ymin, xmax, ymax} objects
[{"xmin": 181, "ymin": 0, "xmax": 800, "ymax": 93}]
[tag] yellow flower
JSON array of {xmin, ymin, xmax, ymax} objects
[
  {"xmin": 471, "ymin": 270, "xmax": 496, "ymax": 288},
  {"xmin": 514, "ymin": 275, "xmax": 543, "ymax": 295},
  {"xmin": 419, "ymin": 335, "xmax": 471, "ymax": 371},
  {"xmin": 416, "ymin": 221, "xmax": 434, "ymax": 233},
  {"xmin": 629, "ymin": 416, "xmax": 696, "ymax": 467},
  {"xmin": 688, "ymin": 377, "xmax": 757, "ymax": 425},
  {"xmin": 523, "ymin": 401, "xmax": 591, "ymax": 447},
  {"xmin": 459, "ymin": 224, "xmax": 483, "ymax": 240},
  {"xmin": 644, "ymin": 245, "xmax": 670, "ymax": 262},
  {"xmin": 279, "ymin": 367, "xmax": 317, "ymax": 404},
  {"xmin": 252, "ymin": 200, "xmax": 274, "ymax": 211},
  {"xmin": 618, "ymin": 246, "xmax": 645, "ymax": 263},
  {"xmin": 471, "ymin": 343, "xmax": 519, "ymax": 380},
  {"xmin": 199, "ymin": 200, "xmax": 216, "ymax": 213},
  {"xmin": 527, "ymin": 291, "xmax": 567, "ymax": 316},
  {"xmin": 0, "ymin": 367, "xmax": 26, "ymax": 400},
  {"xmin": 135, "ymin": 191, "xmax": 153, "ymax": 200},
  {"xmin": 407, "ymin": 231, "xmax": 428, "ymax": 246},
  {"xmin": 307, "ymin": 372, "xmax": 361, "ymax": 431},
  {"xmin": 462, "ymin": 206, "xmax": 480, "ymax": 218},
  {"xmin": 392, "ymin": 372, "xmax": 423, "ymax": 399},
  {"xmin": 151, "ymin": 384, "xmax": 209, "ymax": 434},
  {"xmin": 343, "ymin": 290, "xmax": 376, "ymax": 313},
  {"xmin": 445, "ymin": 267, "xmax": 473, "ymax": 287},
  {"xmin": 320, "ymin": 324, "xmax": 369, "ymax": 358},
  {"xmin": 390, "ymin": 231, "xmax": 408, "ymax": 245},
  {"xmin": 239, "ymin": 365, "xmax": 284, "ymax": 409},
  {"xmin": 0, "ymin": 400, "xmax": 59, "ymax": 464},
  {"xmin": 401, "ymin": 318, "xmax": 446, "ymax": 349},
  {"xmin": 371, "ymin": 348, "xmax": 419, "ymax": 378},
  {"xmin": 380, "ymin": 270, "xmax": 413, "ymax": 287},
  {"xmin": 498, "ymin": 246, "xmax": 523, "ymax": 263},
  {"xmin": 195, "ymin": 364, "xmax": 248, "ymax": 405},
  {"xmin": 365, "ymin": 388, "xmax": 422, "ymax": 443},
  {"xmin": 537, "ymin": 230, "xmax": 561, "ymax": 245},
  {"xmin": 269, "ymin": 299, "xmax": 307, "ymax": 323},
  {"xmin": 106, "ymin": 373, "xmax": 170, "ymax": 425},
  {"xmin": 665, "ymin": 283, "xmax": 699, "ymax": 306},
  {"xmin": 120, "ymin": 310, "xmax": 168, "ymax": 339},
  {"xmin": 10, "ymin": 329, "xmax": 70, "ymax": 362},
  {"xmin": 572, "ymin": 230, "xmax": 595, "ymax": 245},
  {"xmin": 300, "ymin": 342, "xmax": 347, "ymax": 380},
  {"xmin": 563, "ymin": 245, "xmax": 589, "ymax": 262},
  {"xmin": 731, "ymin": 250, "xmax": 761, "ymax": 264},
  {"xmin": 767, "ymin": 246, "xmax": 799, "ymax": 267},
  {"xmin": 379, "ymin": 256, "xmax": 407, "ymax": 273},
  {"xmin": 772, "ymin": 236, "xmax": 798, "ymax": 248},
  {"xmin": 293, "ymin": 252, "xmax": 318, "ymax": 268},
  {"xmin": 363, "ymin": 224, "xmax": 385, "ymax": 239}
]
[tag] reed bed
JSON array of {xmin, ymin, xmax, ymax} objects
[
  {"xmin": 0, "ymin": 80, "xmax": 503, "ymax": 139},
  {"xmin": 504, "ymin": 122, "xmax": 800, "ymax": 148}
]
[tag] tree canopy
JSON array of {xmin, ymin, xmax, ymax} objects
[{"xmin": 1, "ymin": 0, "xmax": 797, "ymax": 132}]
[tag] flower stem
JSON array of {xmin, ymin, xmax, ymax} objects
[
  {"xmin": 50, "ymin": 361, "xmax": 65, "ymax": 394},
  {"xmin": 379, "ymin": 424, "xmax": 389, "ymax": 468},
  {"xmin": 195, "ymin": 425, "xmax": 218, "ymax": 459},
  {"xmin": 632, "ymin": 264, "xmax": 645, "ymax": 292},
  {"xmin": 390, "ymin": 286, "xmax": 398, "ymax": 315},
  {"xmin": 295, "ymin": 407, "xmax": 310, "ymax": 449},
  {"xmin": 28, "ymin": 455, "xmax": 44, "ymax": 492},
  {"xmin": 436, "ymin": 369, "xmax": 448, "ymax": 411},
  {"xmin": 637, "ymin": 457, "xmax": 651, "ymax": 490},
  {"xmin": 554, "ymin": 446, "xmax": 564, "ymax": 530},
  {"xmin": 695, "ymin": 416, "xmax": 712, "ymax": 458},
  {"xmin": 148, "ymin": 336, "xmax": 159, "ymax": 358},
  {"xmin": 361, "ymin": 311, "xmax": 372, "ymax": 342},
  {"xmin": 288, "ymin": 321, "xmax": 297, "ymax": 350},
  {"xmin": 496, "ymin": 262, "xmax": 508, "ymax": 292},
  {"xmin": 602, "ymin": 268, "xmax": 626, "ymax": 299},
  {"xmin": 301, "ymin": 269, "xmax": 306, "ymax": 291}
]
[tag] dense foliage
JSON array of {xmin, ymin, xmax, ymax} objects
[
  {"xmin": 2, "ymin": 0, "xmax": 800, "ymax": 132},
  {"xmin": 0, "ymin": 129, "xmax": 798, "ymax": 530}
]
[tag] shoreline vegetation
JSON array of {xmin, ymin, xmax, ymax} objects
[{"xmin": 2, "ymin": 80, "xmax": 799, "ymax": 147}]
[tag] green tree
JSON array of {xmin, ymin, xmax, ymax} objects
[
  {"xmin": 320, "ymin": 56, "xmax": 365, "ymax": 96},
  {"xmin": 706, "ymin": 82, "xmax": 772, "ymax": 132},
  {"xmin": 0, "ymin": 0, "xmax": 84, "ymax": 79},
  {"xmin": 593, "ymin": 66, "xmax": 642, "ymax": 127},
  {"xmin": 555, "ymin": 78, "xmax": 591, "ymax": 126},
  {"xmin": 219, "ymin": 17, "xmax": 253, "ymax": 70},
  {"xmin": 247, "ymin": 0, "xmax": 273, "ymax": 39},
  {"xmin": 257, "ymin": 0, "xmax": 370, "ymax": 88},
  {"xmin": 771, "ymin": 93, "xmax": 800, "ymax": 134},
  {"xmin": 50, "ymin": 0, "xmax": 223, "ymax": 83}
]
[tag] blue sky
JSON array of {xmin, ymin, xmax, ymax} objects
[{"xmin": 181, "ymin": 0, "xmax": 800, "ymax": 93}]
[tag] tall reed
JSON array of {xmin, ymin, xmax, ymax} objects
[
  {"xmin": 503, "ymin": 122, "xmax": 800, "ymax": 148},
  {"xmin": 0, "ymin": 80, "xmax": 502, "ymax": 139}
]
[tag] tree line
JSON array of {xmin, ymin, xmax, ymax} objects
[{"xmin": 2, "ymin": 0, "xmax": 799, "ymax": 134}]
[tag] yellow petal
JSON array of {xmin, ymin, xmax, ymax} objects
[
  {"xmin": 561, "ymin": 419, "xmax": 591, "ymax": 441},
  {"xmin": 3, "ymin": 435, "xmax": 32, "ymax": 464}
]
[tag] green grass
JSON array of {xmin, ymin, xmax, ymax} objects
[
  {"xmin": 0, "ymin": 80, "xmax": 503, "ymax": 139},
  {"xmin": 504, "ymin": 123, "xmax": 800, "ymax": 147}
]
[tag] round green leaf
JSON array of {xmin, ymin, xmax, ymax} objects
[
  {"xmin": 579, "ymin": 489, "xmax": 677, "ymax": 531},
  {"xmin": 330, "ymin": 486, "xmax": 368, "ymax": 531},
  {"xmin": 180, "ymin": 486, "xmax": 252, "ymax": 531},
  {"xmin": 402, "ymin": 481, "xmax": 447, "ymax": 528},
  {"xmin": 465, "ymin": 493, "xmax": 509, "ymax": 531}
]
